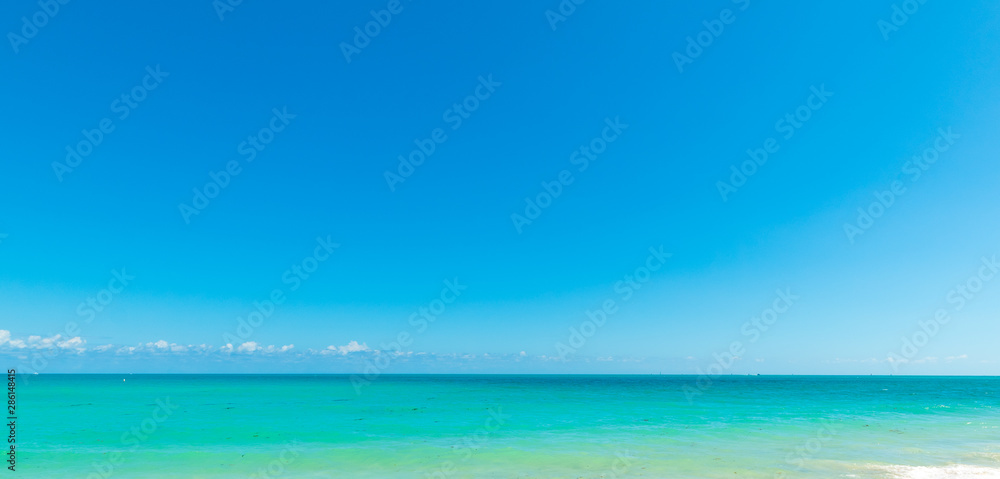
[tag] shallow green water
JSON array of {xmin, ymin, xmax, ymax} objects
[{"xmin": 12, "ymin": 375, "xmax": 1000, "ymax": 478}]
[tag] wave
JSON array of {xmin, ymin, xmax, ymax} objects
[{"xmin": 871, "ymin": 464, "xmax": 1000, "ymax": 478}]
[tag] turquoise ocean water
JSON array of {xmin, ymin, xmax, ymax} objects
[{"xmin": 13, "ymin": 375, "xmax": 1000, "ymax": 478}]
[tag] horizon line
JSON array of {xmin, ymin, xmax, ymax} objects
[{"xmin": 14, "ymin": 372, "xmax": 1000, "ymax": 377}]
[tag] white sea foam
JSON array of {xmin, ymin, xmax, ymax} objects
[{"xmin": 874, "ymin": 464, "xmax": 1000, "ymax": 478}]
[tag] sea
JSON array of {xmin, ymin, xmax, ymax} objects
[{"xmin": 12, "ymin": 374, "xmax": 1000, "ymax": 478}]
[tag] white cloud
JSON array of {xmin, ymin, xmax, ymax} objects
[
  {"xmin": 138, "ymin": 340, "xmax": 171, "ymax": 351},
  {"xmin": 237, "ymin": 341, "xmax": 261, "ymax": 353},
  {"xmin": 0, "ymin": 333, "xmax": 85, "ymax": 352},
  {"xmin": 263, "ymin": 344, "xmax": 294, "ymax": 353},
  {"xmin": 231, "ymin": 342, "xmax": 295, "ymax": 354},
  {"xmin": 27, "ymin": 334, "xmax": 62, "ymax": 349},
  {"xmin": 57, "ymin": 337, "xmax": 85, "ymax": 350},
  {"xmin": 322, "ymin": 340, "xmax": 371, "ymax": 355},
  {"xmin": 0, "ymin": 333, "xmax": 541, "ymax": 366}
]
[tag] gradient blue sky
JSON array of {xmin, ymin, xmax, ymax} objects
[{"xmin": 2, "ymin": 1, "xmax": 999, "ymax": 374}]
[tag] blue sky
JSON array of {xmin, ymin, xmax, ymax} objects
[{"xmin": 2, "ymin": 0, "xmax": 999, "ymax": 374}]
